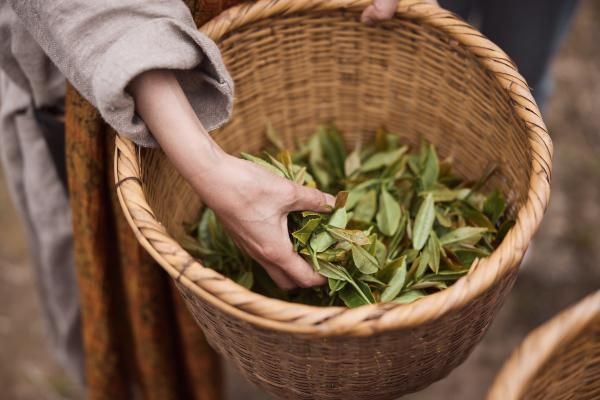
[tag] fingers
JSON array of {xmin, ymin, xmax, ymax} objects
[
  {"xmin": 289, "ymin": 185, "xmax": 336, "ymax": 213},
  {"xmin": 361, "ymin": 0, "xmax": 398, "ymax": 25},
  {"xmin": 276, "ymin": 251, "xmax": 327, "ymax": 288},
  {"xmin": 231, "ymin": 235, "xmax": 297, "ymax": 289},
  {"xmin": 260, "ymin": 260, "xmax": 297, "ymax": 290}
]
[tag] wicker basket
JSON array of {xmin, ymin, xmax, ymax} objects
[
  {"xmin": 114, "ymin": 1, "xmax": 552, "ymax": 399},
  {"xmin": 488, "ymin": 291, "xmax": 600, "ymax": 400}
]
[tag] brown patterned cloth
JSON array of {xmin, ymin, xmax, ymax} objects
[{"xmin": 65, "ymin": 1, "xmax": 244, "ymax": 399}]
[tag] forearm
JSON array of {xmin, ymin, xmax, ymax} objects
[{"xmin": 129, "ymin": 69, "xmax": 227, "ymax": 194}]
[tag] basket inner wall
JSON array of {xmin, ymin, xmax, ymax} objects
[{"xmin": 142, "ymin": 11, "xmax": 532, "ymax": 242}]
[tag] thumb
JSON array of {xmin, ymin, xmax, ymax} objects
[
  {"xmin": 361, "ymin": 0, "xmax": 398, "ymax": 24},
  {"xmin": 289, "ymin": 185, "xmax": 335, "ymax": 213}
]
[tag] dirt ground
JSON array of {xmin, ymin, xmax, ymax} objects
[{"xmin": 1, "ymin": 2, "xmax": 598, "ymax": 399}]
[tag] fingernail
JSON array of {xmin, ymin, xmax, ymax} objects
[{"xmin": 325, "ymin": 194, "xmax": 336, "ymax": 207}]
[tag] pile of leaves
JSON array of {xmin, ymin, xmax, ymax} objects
[{"xmin": 183, "ymin": 126, "xmax": 513, "ymax": 308}]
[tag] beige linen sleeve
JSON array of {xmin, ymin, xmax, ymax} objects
[{"xmin": 8, "ymin": 0, "xmax": 234, "ymax": 147}]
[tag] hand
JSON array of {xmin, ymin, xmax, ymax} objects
[
  {"xmin": 361, "ymin": 0, "xmax": 439, "ymax": 25},
  {"xmin": 196, "ymin": 155, "xmax": 334, "ymax": 289},
  {"xmin": 129, "ymin": 70, "xmax": 331, "ymax": 289}
]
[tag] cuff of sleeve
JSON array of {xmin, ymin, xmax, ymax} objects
[{"xmin": 92, "ymin": 18, "xmax": 234, "ymax": 147}]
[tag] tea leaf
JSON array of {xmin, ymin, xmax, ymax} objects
[
  {"xmin": 351, "ymin": 244, "xmax": 380, "ymax": 274},
  {"xmin": 310, "ymin": 231, "xmax": 335, "ymax": 253},
  {"xmin": 439, "ymin": 227, "xmax": 488, "ymax": 246},
  {"xmin": 240, "ymin": 152, "xmax": 286, "ymax": 178},
  {"xmin": 381, "ymin": 257, "xmax": 407, "ymax": 302},
  {"xmin": 318, "ymin": 261, "xmax": 352, "ymax": 281},
  {"xmin": 328, "ymin": 278, "xmax": 346, "ymax": 295},
  {"xmin": 360, "ymin": 274, "xmax": 387, "ymax": 287},
  {"xmin": 391, "ymin": 290, "xmax": 425, "ymax": 304},
  {"xmin": 236, "ymin": 270, "xmax": 254, "ymax": 289},
  {"xmin": 339, "ymin": 281, "xmax": 374, "ymax": 308},
  {"xmin": 459, "ymin": 204, "xmax": 495, "ymax": 230},
  {"xmin": 495, "ymin": 220, "xmax": 514, "ymax": 245},
  {"xmin": 345, "ymin": 146, "xmax": 362, "ymax": 176},
  {"xmin": 266, "ymin": 122, "xmax": 285, "ymax": 150},
  {"xmin": 421, "ymin": 143, "xmax": 439, "ymax": 190},
  {"xmin": 484, "ymin": 190, "xmax": 506, "ymax": 224},
  {"xmin": 373, "ymin": 239, "xmax": 388, "ymax": 266},
  {"xmin": 353, "ymin": 190, "xmax": 377, "ymax": 223},
  {"xmin": 410, "ymin": 280, "xmax": 447, "ymax": 290},
  {"xmin": 422, "ymin": 269, "xmax": 469, "ymax": 281},
  {"xmin": 292, "ymin": 217, "xmax": 321, "ymax": 245},
  {"xmin": 412, "ymin": 193, "xmax": 435, "ymax": 250},
  {"xmin": 377, "ymin": 187, "xmax": 402, "ymax": 236},
  {"xmin": 426, "ymin": 231, "xmax": 441, "ymax": 274},
  {"xmin": 328, "ymin": 208, "xmax": 348, "ymax": 228},
  {"xmin": 415, "ymin": 252, "xmax": 430, "ymax": 279},
  {"xmin": 345, "ymin": 189, "xmax": 364, "ymax": 210},
  {"xmin": 334, "ymin": 191, "xmax": 349, "ymax": 209},
  {"xmin": 318, "ymin": 126, "xmax": 346, "ymax": 178},
  {"xmin": 360, "ymin": 147, "xmax": 407, "ymax": 172},
  {"xmin": 266, "ymin": 153, "xmax": 292, "ymax": 179},
  {"xmin": 293, "ymin": 166, "xmax": 307, "ymax": 185},
  {"xmin": 325, "ymin": 227, "xmax": 371, "ymax": 246},
  {"xmin": 435, "ymin": 207, "xmax": 453, "ymax": 228}
]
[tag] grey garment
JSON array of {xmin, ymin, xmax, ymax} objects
[
  {"xmin": 0, "ymin": 71, "xmax": 84, "ymax": 382},
  {"xmin": 5, "ymin": 0, "xmax": 234, "ymax": 147},
  {"xmin": 0, "ymin": 0, "xmax": 235, "ymax": 385},
  {"xmin": 440, "ymin": 0, "xmax": 578, "ymax": 109}
]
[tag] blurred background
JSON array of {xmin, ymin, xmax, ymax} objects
[{"xmin": 1, "ymin": 1, "xmax": 598, "ymax": 399}]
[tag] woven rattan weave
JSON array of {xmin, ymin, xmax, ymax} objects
[{"xmin": 488, "ymin": 291, "xmax": 600, "ymax": 400}]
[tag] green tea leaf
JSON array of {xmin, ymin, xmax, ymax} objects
[
  {"xmin": 415, "ymin": 252, "xmax": 430, "ymax": 279},
  {"xmin": 292, "ymin": 218, "xmax": 321, "ymax": 245},
  {"xmin": 266, "ymin": 122, "xmax": 284, "ymax": 150},
  {"xmin": 421, "ymin": 269, "xmax": 469, "ymax": 281},
  {"xmin": 345, "ymin": 146, "xmax": 362, "ymax": 176},
  {"xmin": 328, "ymin": 208, "xmax": 348, "ymax": 228},
  {"xmin": 310, "ymin": 231, "xmax": 336, "ymax": 253},
  {"xmin": 360, "ymin": 147, "xmax": 407, "ymax": 172},
  {"xmin": 353, "ymin": 190, "xmax": 377, "ymax": 223},
  {"xmin": 236, "ymin": 270, "xmax": 254, "ymax": 289},
  {"xmin": 325, "ymin": 227, "xmax": 371, "ymax": 246},
  {"xmin": 351, "ymin": 244, "xmax": 380, "ymax": 274},
  {"xmin": 339, "ymin": 281, "xmax": 374, "ymax": 308},
  {"xmin": 495, "ymin": 220, "xmax": 514, "ymax": 245},
  {"xmin": 421, "ymin": 143, "xmax": 439, "ymax": 190},
  {"xmin": 373, "ymin": 239, "xmax": 387, "ymax": 266},
  {"xmin": 266, "ymin": 153, "xmax": 292, "ymax": 179},
  {"xmin": 426, "ymin": 231, "xmax": 441, "ymax": 274},
  {"xmin": 459, "ymin": 204, "xmax": 495, "ymax": 230},
  {"xmin": 328, "ymin": 278, "xmax": 347, "ymax": 295},
  {"xmin": 410, "ymin": 280, "xmax": 448, "ymax": 290},
  {"xmin": 412, "ymin": 193, "xmax": 435, "ymax": 250},
  {"xmin": 381, "ymin": 257, "xmax": 407, "ymax": 302},
  {"xmin": 439, "ymin": 227, "xmax": 488, "ymax": 246},
  {"xmin": 359, "ymin": 274, "xmax": 387, "ymax": 287},
  {"xmin": 318, "ymin": 126, "xmax": 346, "ymax": 178},
  {"xmin": 435, "ymin": 207, "xmax": 453, "ymax": 228},
  {"xmin": 345, "ymin": 189, "xmax": 364, "ymax": 210},
  {"xmin": 484, "ymin": 190, "xmax": 506, "ymax": 224},
  {"xmin": 376, "ymin": 187, "xmax": 402, "ymax": 236},
  {"xmin": 391, "ymin": 290, "xmax": 425, "ymax": 304},
  {"xmin": 240, "ymin": 152, "xmax": 286, "ymax": 178},
  {"xmin": 293, "ymin": 166, "xmax": 307, "ymax": 185},
  {"xmin": 318, "ymin": 261, "xmax": 352, "ymax": 281}
]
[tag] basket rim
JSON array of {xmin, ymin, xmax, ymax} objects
[
  {"xmin": 486, "ymin": 291, "xmax": 600, "ymax": 400},
  {"xmin": 114, "ymin": 0, "xmax": 553, "ymax": 336}
]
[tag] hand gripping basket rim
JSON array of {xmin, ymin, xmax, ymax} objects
[{"xmin": 114, "ymin": 0, "xmax": 553, "ymax": 336}]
